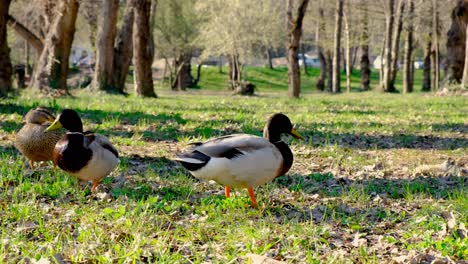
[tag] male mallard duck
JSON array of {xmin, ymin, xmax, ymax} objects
[
  {"xmin": 15, "ymin": 107, "xmax": 63, "ymax": 168},
  {"xmin": 46, "ymin": 109, "xmax": 119, "ymax": 192},
  {"xmin": 175, "ymin": 113, "xmax": 303, "ymax": 207}
]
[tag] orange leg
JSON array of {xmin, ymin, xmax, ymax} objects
[
  {"xmin": 225, "ymin": 186, "xmax": 231, "ymax": 198},
  {"xmin": 29, "ymin": 160, "xmax": 35, "ymax": 169},
  {"xmin": 91, "ymin": 180, "xmax": 99, "ymax": 192},
  {"xmin": 247, "ymin": 187, "xmax": 258, "ymax": 207}
]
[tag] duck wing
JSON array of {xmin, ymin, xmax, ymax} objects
[
  {"xmin": 189, "ymin": 134, "xmax": 271, "ymax": 158},
  {"xmin": 84, "ymin": 132, "xmax": 119, "ymax": 158}
]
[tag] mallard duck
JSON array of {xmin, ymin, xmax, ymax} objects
[
  {"xmin": 175, "ymin": 113, "xmax": 303, "ymax": 207},
  {"xmin": 15, "ymin": 107, "xmax": 64, "ymax": 169},
  {"xmin": 46, "ymin": 109, "xmax": 119, "ymax": 192}
]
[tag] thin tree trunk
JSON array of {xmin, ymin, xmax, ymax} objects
[
  {"xmin": 403, "ymin": 0, "xmax": 414, "ymax": 93},
  {"xmin": 379, "ymin": 42, "xmax": 384, "ymax": 83},
  {"xmin": 332, "ymin": 0, "xmax": 343, "ymax": 93},
  {"xmin": 265, "ymin": 47, "xmax": 273, "ymax": 69},
  {"xmin": 422, "ymin": 39, "xmax": 432, "ymax": 91},
  {"xmin": 301, "ymin": 42, "xmax": 308, "ymax": 75},
  {"xmin": 92, "ymin": 0, "xmax": 118, "ymax": 91},
  {"xmin": 111, "ymin": 1, "xmax": 135, "ymax": 94},
  {"xmin": 24, "ymin": 41, "xmax": 30, "ymax": 77},
  {"xmin": 360, "ymin": 0, "xmax": 370, "ymax": 91},
  {"xmin": 174, "ymin": 51, "xmax": 193, "ymax": 90},
  {"xmin": 344, "ymin": 3, "xmax": 351, "ymax": 93},
  {"xmin": 218, "ymin": 56, "xmax": 223, "ymax": 73},
  {"xmin": 193, "ymin": 63, "xmax": 202, "ymax": 86},
  {"xmin": 0, "ymin": 0, "xmax": 12, "ymax": 96},
  {"xmin": 316, "ymin": 6, "xmax": 326, "ymax": 91},
  {"xmin": 228, "ymin": 53, "xmax": 239, "ymax": 89},
  {"xmin": 390, "ymin": 0, "xmax": 405, "ymax": 90},
  {"xmin": 133, "ymin": 0, "xmax": 156, "ymax": 97},
  {"xmin": 382, "ymin": 0, "xmax": 395, "ymax": 92},
  {"xmin": 432, "ymin": 0, "xmax": 440, "ymax": 90},
  {"xmin": 30, "ymin": 0, "xmax": 79, "ymax": 91},
  {"xmin": 286, "ymin": 0, "xmax": 310, "ymax": 98},
  {"xmin": 462, "ymin": 23, "xmax": 468, "ymax": 87},
  {"xmin": 326, "ymin": 50, "xmax": 333, "ymax": 92}
]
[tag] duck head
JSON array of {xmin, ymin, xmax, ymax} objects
[
  {"xmin": 46, "ymin": 109, "xmax": 83, "ymax": 133},
  {"xmin": 25, "ymin": 107, "xmax": 56, "ymax": 125},
  {"xmin": 263, "ymin": 113, "xmax": 303, "ymax": 142}
]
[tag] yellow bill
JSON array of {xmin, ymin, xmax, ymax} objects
[
  {"xmin": 45, "ymin": 119, "xmax": 62, "ymax": 132},
  {"xmin": 290, "ymin": 128, "xmax": 304, "ymax": 140}
]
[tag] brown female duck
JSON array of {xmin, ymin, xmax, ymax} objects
[{"xmin": 15, "ymin": 107, "xmax": 63, "ymax": 168}]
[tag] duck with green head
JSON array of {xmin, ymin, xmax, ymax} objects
[
  {"xmin": 46, "ymin": 109, "xmax": 119, "ymax": 192},
  {"xmin": 175, "ymin": 113, "xmax": 303, "ymax": 207}
]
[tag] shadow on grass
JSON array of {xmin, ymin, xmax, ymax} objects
[
  {"xmin": 2, "ymin": 102, "xmax": 466, "ymax": 150},
  {"xmin": 305, "ymin": 130, "xmax": 467, "ymax": 150},
  {"xmin": 265, "ymin": 172, "xmax": 467, "ymax": 224}
]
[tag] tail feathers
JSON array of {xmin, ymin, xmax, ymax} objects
[{"xmin": 175, "ymin": 150, "xmax": 211, "ymax": 171}]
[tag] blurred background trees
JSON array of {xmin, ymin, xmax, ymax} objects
[{"xmin": 1, "ymin": 0, "xmax": 467, "ymax": 98}]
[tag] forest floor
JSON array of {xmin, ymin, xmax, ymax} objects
[{"xmin": 0, "ymin": 90, "xmax": 466, "ymax": 263}]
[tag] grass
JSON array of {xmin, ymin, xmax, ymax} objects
[
  {"xmin": 185, "ymin": 66, "xmax": 420, "ymax": 93},
  {"xmin": 0, "ymin": 78, "xmax": 467, "ymax": 263}
]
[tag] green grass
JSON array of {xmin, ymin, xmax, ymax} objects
[
  {"xmin": 0, "ymin": 87, "xmax": 466, "ymax": 263},
  {"xmin": 184, "ymin": 66, "xmax": 420, "ymax": 93}
]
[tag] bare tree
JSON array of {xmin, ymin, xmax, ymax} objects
[
  {"xmin": 133, "ymin": 0, "xmax": 156, "ymax": 97},
  {"xmin": 359, "ymin": 0, "xmax": 370, "ymax": 91},
  {"xmin": 431, "ymin": 0, "xmax": 440, "ymax": 90},
  {"xmin": 30, "ymin": 0, "xmax": 79, "ymax": 91},
  {"xmin": 316, "ymin": 5, "xmax": 326, "ymax": 91},
  {"xmin": 403, "ymin": 0, "xmax": 414, "ymax": 93},
  {"xmin": 381, "ymin": 0, "xmax": 395, "ymax": 92},
  {"xmin": 0, "ymin": 0, "xmax": 12, "ymax": 96},
  {"xmin": 92, "ymin": 0, "xmax": 119, "ymax": 92},
  {"xmin": 286, "ymin": 0, "xmax": 310, "ymax": 98},
  {"xmin": 389, "ymin": 0, "xmax": 405, "ymax": 91},
  {"xmin": 343, "ymin": 1, "xmax": 351, "ymax": 93},
  {"xmin": 332, "ymin": 0, "xmax": 343, "ymax": 93}
]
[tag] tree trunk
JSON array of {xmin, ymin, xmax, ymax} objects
[
  {"xmin": 422, "ymin": 39, "xmax": 432, "ymax": 91},
  {"xmin": 379, "ymin": 42, "xmax": 384, "ymax": 83},
  {"xmin": 218, "ymin": 56, "xmax": 223, "ymax": 73},
  {"xmin": 193, "ymin": 63, "xmax": 202, "ymax": 86},
  {"xmin": 92, "ymin": 0, "xmax": 119, "ymax": 91},
  {"xmin": 382, "ymin": 0, "xmax": 395, "ymax": 92},
  {"xmin": 344, "ymin": 4, "xmax": 351, "ymax": 93},
  {"xmin": 326, "ymin": 50, "xmax": 333, "ymax": 92},
  {"xmin": 228, "ymin": 53, "xmax": 239, "ymax": 89},
  {"xmin": 444, "ymin": 0, "xmax": 468, "ymax": 86},
  {"xmin": 30, "ymin": 0, "xmax": 79, "ymax": 91},
  {"xmin": 0, "ymin": 0, "xmax": 12, "ymax": 96},
  {"xmin": 316, "ymin": 6, "xmax": 326, "ymax": 91},
  {"xmin": 462, "ymin": 24, "xmax": 468, "ymax": 87},
  {"xmin": 265, "ymin": 47, "xmax": 273, "ymax": 69},
  {"xmin": 133, "ymin": 0, "xmax": 156, "ymax": 97},
  {"xmin": 286, "ymin": 0, "xmax": 310, "ymax": 98},
  {"xmin": 6, "ymin": 15, "xmax": 44, "ymax": 55},
  {"xmin": 403, "ymin": 0, "xmax": 414, "ymax": 93},
  {"xmin": 173, "ymin": 51, "xmax": 193, "ymax": 90},
  {"xmin": 111, "ymin": 1, "xmax": 135, "ymax": 94},
  {"xmin": 301, "ymin": 42, "xmax": 308, "ymax": 75},
  {"xmin": 332, "ymin": 0, "xmax": 343, "ymax": 93},
  {"xmin": 360, "ymin": 0, "xmax": 370, "ymax": 91},
  {"xmin": 432, "ymin": 0, "xmax": 440, "ymax": 90},
  {"xmin": 390, "ymin": 0, "xmax": 405, "ymax": 90}
]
